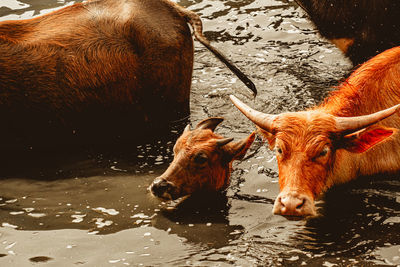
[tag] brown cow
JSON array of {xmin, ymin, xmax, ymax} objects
[
  {"xmin": 230, "ymin": 46, "xmax": 400, "ymax": 217},
  {"xmin": 294, "ymin": 0, "xmax": 400, "ymax": 65},
  {"xmin": 0, "ymin": 0, "xmax": 255, "ymax": 150},
  {"xmin": 149, "ymin": 117, "xmax": 255, "ymax": 200}
]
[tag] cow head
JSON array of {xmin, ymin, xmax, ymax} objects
[
  {"xmin": 230, "ymin": 95, "xmax": 399, "ymax": 217},
  {"xmin": 149, "ymin": 117, "xmax": 255, "ymax": 201}
]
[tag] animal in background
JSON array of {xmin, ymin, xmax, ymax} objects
[
  {"xmin": 149, "ymin": 117, "xmax": 255, "ymax": 200},
  {"xmin": 231, "ymin": 46, "xmax": 400, "ymax": 217},
  {"xmin": 0, "ymin": 0, "xmax": 255, "ymax": 150},
  {"xmin": 295, "ymin": 0, "xmax": 400, "ymax": 65}
]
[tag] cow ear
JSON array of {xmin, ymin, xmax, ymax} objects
[
  {"xmin": 257, "ymin": 127, "xmax": 275, "ymax": 150},
  {"xmin": 196, "ymin": 117, "xmax": 224, "ymax": 132},
  {"xmin": 341, "ymin": 126, "xmax": 396, "ymax": 153},
  {"xmin": 225, "ymin": 132, "xmax": 256, "ymax": 161}
]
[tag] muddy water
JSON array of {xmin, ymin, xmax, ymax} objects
[{"xmin": 0, "ymin": 0, "xmax": 399, "ymax": 266}]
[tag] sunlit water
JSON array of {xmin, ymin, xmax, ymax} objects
[{"xmin": 0, "ymin": 0, "xmax": 399, "ymax": 266}]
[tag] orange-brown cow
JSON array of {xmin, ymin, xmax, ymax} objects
[
  {"xmin": 149, "ymin": 117, "xmax": 255, "ymax": 200},
  {"xmin": 0, "ymin": 0, "xmax": 255, "ymax": 150},
  {"xmin": 231, "ymin": 46, "xmax": 400, "ymax": 217}
]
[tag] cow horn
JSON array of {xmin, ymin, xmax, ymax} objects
[
  {"xmin": 216, "ymin": 137, "xmax": 234, "ymax": 147},
  {"xmin": 196, "ymin": 117, "xmax": 224, "ymax": 132},
  {"xmin": 183, "ymin": 124, "xmax": 191, "ymax": 133},
  {"xmin": 336, "ymin": 104, "xmax": 400, "ymax": 133},
  {"xmin": 230, "ymin": 95, "xmax": 277, "ymax": 132}
]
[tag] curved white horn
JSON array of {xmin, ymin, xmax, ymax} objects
[
  {"xmin": 230, "ymin": 95, "xmax": 277, "ymax": 132},
  {"xmin": 336, "ymin": 104, "xmax": 400, "ymax": 133}
]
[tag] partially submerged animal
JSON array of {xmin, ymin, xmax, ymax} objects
[
  {"xmin": 231, "ymin": 46, "xmax": 400, "ymax": 217},
  {"xmin": 294, "ymin": 0, "xmax": 400, "ymax": 65},
  {"xmin": 149, "ymin": 117, "xmax": 255, "ymax": 200},
  {"xmin": 0, "ymin": 0, "xmax": 255, "ymax": 150}
]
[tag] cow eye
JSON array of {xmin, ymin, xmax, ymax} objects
[
  {"xmin": 275, "ymin": 146, "xmax": 283, "ymax": 154},
  {"xmin": 194, "ymin": 152, "xmax": 208, "ymax": 165},
  {"xmin": 318, "ymin": 147, "xmax": 329, "ymax": 157}
]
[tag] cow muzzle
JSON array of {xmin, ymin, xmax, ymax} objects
[
  {"xmin": 273, "ymin": 191, "xmax": 316, "ymax": 217},
  {"xmin": 149, "ymin": 177, "xmax": 178, "ymax": 200}
]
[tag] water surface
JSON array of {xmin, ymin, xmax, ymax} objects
[{"xmin": 0, "ymin": 0, "xmax": 399, "ymax": 266}]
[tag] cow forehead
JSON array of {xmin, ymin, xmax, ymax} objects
[
  {"xmin": 274, "ymin": 111, "xmax": 336, "ymax": 143},
  {"xmin": 174, "ymin": 129, "xmax": 221, "ymax": 152}
]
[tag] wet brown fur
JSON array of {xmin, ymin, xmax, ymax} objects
[
  {"xmin": 0, "ymin": 0, "xmax": 255, "ymax": 150},
  {"xmin": 150, "ymin": 119, "xmax": 255, "ymax": 199},
  {"xmin": 264, "ymin": 112, "xmax": 337, "ymax": 199},
  {"xmin": 260, "ymin": 47, "xmax": 400, "ymax": 201},
  {"xmin": 0, "ymin": 0, "xmax": 196, "ymax": 149},
  {"xmin": 173, "ymin": 130, "xmax": 231, "ymax": 193}
]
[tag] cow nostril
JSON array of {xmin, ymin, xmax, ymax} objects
[
  {"xmin": 151, "ymin": 179, "xmax": 172, "ymax": 197},
  {"xmin": 278, "ymin": 196, "xmax": 284, "ymax": 207},
  {"xmin": 296, "ymin": 198, "xmax": 306, "ymax": 210}
]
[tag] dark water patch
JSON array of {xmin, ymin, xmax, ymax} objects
[
  {"xmin": 29, "ymin": 256, "xmax": 53, "ymax": 263},
  {"xmin": 152, "ymin": 193, "xmax": 245, "ymax": 248},
  {"xmin": 300, "ymin": 174, "xmax": 400, "ymax": 254},
  {"xmin": 0, "ymin": 174, "xmax": 163, "ymax": 234},
  {"xmin": 233, "ymin": 193, "xmax": 275, "ymax": 205},
  {"xmin": 274, "ymin": 173, "xmax": 400, "ymax": 266},
  {"xmin": 0, "ymin": 142, "xmax": 171, "ymax": 179},
  {"xmin": 0, "ymin": 121, "xmax": 188, "ymax": 179}
]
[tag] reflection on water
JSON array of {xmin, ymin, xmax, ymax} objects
[
  {"xmin": 302, "ymin": 175, "xmax": 400, "ymax": 258},
  {"xmin": 0, "ymin": 0, "xmax": 77, "ymax": 18},
  {"xmin": 0, "ymin": 0, "xmax": 399, "ymax": 266}
]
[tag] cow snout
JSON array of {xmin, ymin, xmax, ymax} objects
[
  {"xmin": 150, "ymin": 178, "xmax": 176, "ymax": 200},
  {"xmin": 273, "ymin": 192, "xmax": 316, "ymax": 217}
]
